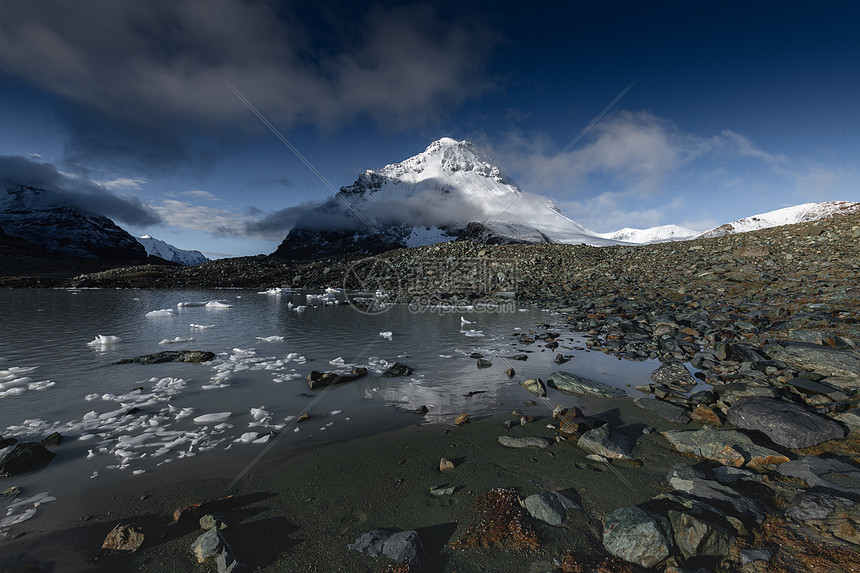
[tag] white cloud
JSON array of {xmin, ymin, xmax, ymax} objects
[
  {"xmin": 153, "ymin": 199, "xmax": 254, "ymax": 237},
  {"xmin": 97, "ymin": 177, "xmax": 147, "ymax": 191},
  {"xmin": 182, "ymin": 189, "xmax": 220, "ymax": 201}
]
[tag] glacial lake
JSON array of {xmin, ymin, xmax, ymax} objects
[{"xmin": 0, "ymin": 288, "xmax": 659, "ymax": 538}]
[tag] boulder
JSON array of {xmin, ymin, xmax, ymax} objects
[
  {"xmin": 0, "ymin": 442, "xmax": 56, "ymax": 476},
  {"xmin": 769, "ymin": 341, "xmax": 860, "ymax": 378},
  {"xmin": 307, "ymin": 367, "xmax": 368, "ymax": 389},
  {"xmin": 523, "ymin": 491, "xmax": 580, "ymax": 525},
  {"xmin": 668, "ymin": 510, "xmax": 735, "ymax": 559},
  {"xmin": 666, "ymin": 465, "xmax": 765, "ymax": 523},
  {"xmin": 650, "ymin": 361, "xmax": 695, "ymax": 388},
  {"xmin": 634, "ymin": 396, "xmax": 690, "ymax": 424},
  {"xmin": 546, "ymin": 371, "xmax": 625, "ymax": 398},
  {"xmin": 726, "ymin": 396, "xmax": 844, "ymax": 449},
  {"xmin": 381, "ymin": 362, "xmax": 413, "ymax": 377},
  {"xmin": 786, "ymin": 377, "xmax": 850, "ymax": 402},
  {"xmin": 497, "ymin": 436, "xmax": 553, "ymax": 449},
  {"xmin": 578, "ymin": 424, "xmax": 634, "ymax": 460},
  {"xmin": 777, "ymin": 456, "xmax": 860, "ymax": 497},
  {"xmin": 39, "ymin": 432, "xmax": 63, "ymax": 447},
  {"xmin": 101, "ymin": 523, "xmax": 144, "ymax": 552},
  {"xmin": 602, "ymin": 506, "xmax": 673, "ymax": 568},
  {"xmin": 349, "ymin": 529, "xmax": 426, "ymax": 569},
  {"xmin": 114, "ymin": 350, "xmax": 215, "ymax": 364},
  {"xmin": 520, "ymin": 378, "xmax": 546, "ymax": 397},
  {"xmin": 661, "ymin": 428, "xmax": 789, "ymax": 469}
]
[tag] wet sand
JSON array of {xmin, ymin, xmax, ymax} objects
[{"xmin": 0, "ymin": 395, "xmax": 699, "ymax": 572}]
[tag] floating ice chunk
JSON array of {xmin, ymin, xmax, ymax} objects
[
  {"xmin": 87, "ymin": 334, "xmax": 122, "ymax": 346},
  {"xmin": 379, "ymin": 331, "xmax": 393, "ymax": 340},
  {"xmin": 330, "ymin": 410, "xmax": 342, "ymax": 416},
  {"xmin": 177, "ymin": 301, "xmax": 207, "ymax": 307},
  {"xmin": 159, "ymin": 336, "xmax": 195, "ymax": 345},
  {"xmin": 174, "ymin": 407, "xmax": 195, "ymax": 420},
  {"xmin": 329, "ymin": 357, "xmax": 346, "ymax": 366},
  {"xmin": 133, "ymin": 469, "xmax": 145, "ymax": 475},
  {"xmin": 460, "ymin": 316, "xmax": 474, "ymax": 325},
  {"xmin": 193, "ymin": 412, "xmax": 231, "ymax": 424},
  {"xmin": 518, "ymin": 308, "xmax": 529, "ymax": 312},
  {"xmin": 256, "ymin": 336, "xmax": 284, "ymax": 342},
  {"xmin": 253, "ymin": 434, "xmax": 271, "ymax": 444},
  {"xmin": 28, "ymin": 380, "xmax": 55, "ymax": 391},
  {"xmin": 461, "ymin": 329, "xmax": 485, "ymax": 337},
  {"xmin": 293, "ymin": 427, "xmax": 299, "ymax": 432},
  {"xmin": 250, "ymin": 407, "xmax": 270, "ymax": 422},
  {"xmin": 235, "ymin": 432, "xmax": 259, "ymax": 443},
  {"xmin": 293, "ymin": 305, "xmax": 306, "ymax": 313},
  {"xmin": 0, "ymin": 377, "xmax": 30, "ymax": 391},
  {"xmin": 78, "ymin": 434, "xmax": 96, "ymax": 441},
  {"xmin": 205, "ymin": 301, "xmax": 232, "ymax": 308},
  {"xmin": 258, "ymin": 288, "xmax": 286, "ymax": 295},
  {"xmin": 146, "ymin": 309, "xmax": 177, "ymax": 317},
  {"xmin": 190, "ymin": 323, "xmax": 217, "ymax": 330}
]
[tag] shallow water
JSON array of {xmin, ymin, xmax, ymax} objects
[{"xmin": 0, "ymin": 288, "xmax": 659, "ymax": 537}]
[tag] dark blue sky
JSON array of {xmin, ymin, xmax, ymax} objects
[{"xmin": 1, "ymin": 1, "xmax": 857, "ymax": 256}]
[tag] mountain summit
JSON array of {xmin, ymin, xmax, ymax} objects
[{"xmin": 273, "ymin": 138, "xmax": 614, "ymax": 259}]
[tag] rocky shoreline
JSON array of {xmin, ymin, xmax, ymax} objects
[{"xmin": 1, "ymin": 214, "xmax": 859, "ymax": 572}]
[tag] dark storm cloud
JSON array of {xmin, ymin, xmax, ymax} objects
[
  {"xmin": 0, "ymin": 154, "xmax": 163, "ymax": 226},
  {"xmin": 0, "ymin": 1, "xmax": 496, "ymax": 159}
]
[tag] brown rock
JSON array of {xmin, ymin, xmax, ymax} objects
[
  {"xmin": 690, "ymin": 404, "xmax": 723, "ymax": 426},
  {"xmin": 297, "ymin": 413, "xmax": 310, "ymax": 423},
  {"xmin": 455, "ymin": 414, "xmax": 470, "ymax": 426},
  {"xmin": 506, "ymin": 368, "xmax": 516, "ymax": 378},
  {"xmin": 101, "ymin": 523, "xmax": 144, "ymax": 552},
  {"xmin": 173, "ymin": 495, "xmax": 235, "ymax": 523},
  {"xmin": 439, "ymin": 458, "xmax": 455, "ymax": 471}
]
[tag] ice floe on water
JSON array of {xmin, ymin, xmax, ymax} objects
[
  {"xmin": 258, "ymin": 287, "xmax": 288, "ymax": 295},
  {"xmin": 146, "ymin": 308, "xmax": 177, "ymax": 317},
  {"xmin": 256, "ymin": 336, "xmax": 284, "ymax": 343},
  {"xmin": 0, "ymin": 365, "xmax": 55, "ymax": 398},
  {"xmin": 193, "ymin": 412, "xmax": 232, "ymax": 424},
  {"xmin": 87, "ymin": 334, "xmax": 122, "ymax": 346},
  {"xmin": 159, "ymin": 336, "xmax": 195, "ymax": 345},
  {"xmin": 379, "ymin": 331, "xmax": 393, "ymax": 340},
  {"xmin": 177, "ymin": 301, "xmax": 207, "ymax": 308},
  {"xmin": 460, "ymin": 329, "xmax": 485, "ymax": 337},
  {"xmin": 205, "ymin": 301, "xmax": 232, "ymax": 308},
  {"xmin": 190, "ymin": 323, "xmax": 216, "ymax": 330}
]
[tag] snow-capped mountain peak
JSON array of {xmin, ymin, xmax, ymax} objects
[
  {"xmin": 137, "ymin": 235, "xmax": 209, "ymax": 265},
  {"xmin": 697, "ymin": 201, "xmax": 860, "ymax": 238},
  {"xmin": 596, "ymin": 224, "xmax": 698, "ymax": 244}
]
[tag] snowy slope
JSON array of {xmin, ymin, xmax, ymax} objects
[
  {"xmin": 274, "ymin": 138, "xmax": 618, "ymax": 258},
  {"xmin": 697, "ymin": 201, "xmax": 860, "ymax": 238},
  {"xmin": 137, "ymin": 235, "xmax": 209, "ymax": 265},
  {"xmin": 597, "ymin": 224, "xmax": 697, "ymax": 244}
]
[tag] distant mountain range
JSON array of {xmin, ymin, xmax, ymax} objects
[
  {"xmin": 137, "ymin": 235, "xmax": 208, "ymax": 265},
  {"xmin": 1, "ymin": 140, "xmax": 858, "ymax": 275}
]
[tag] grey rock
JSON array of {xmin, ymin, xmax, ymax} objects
[
  {"xmin": 190, "ymin": 528, "xmax": 225, "ymax": 563},
  {"xmin": 114, "ymin": 350, "xmax": 216, "ymax": 364},
  {"xmin": 634, "ymin": 396, "xmax": 690, "ymax": 424},
  {"xmin": 546, "ymin": 371, "xmax": 625, "ymax": 398},
  {"xmin": 308, "ymin": 367, "xmax": 368, "ymax": 389},
  {"xmin": 787, "ymin": 377, "xmax": 850, "ymax": 401},
  {"xmin": 381, "ymin": 362, "xmax": 413, "ymax": 377},
  {"xmin": 497, "ymin": 435, "xmax": 553, "ymax": 449},
  {"xmin": 523, "ymin": 491, "xmax": 580, "ymax": 525},
  {"xmin": 602, "ymin": 506, "xmax": 673, "ymax": 568},
  {"xmin": 650, "ymin": 361, "xmax": 695, "ymax": 387},
  {"xmin": 778, "ymin": 456, "xmax": 860, "ymax": 497},
  {"xmin": 349, "ymin": 529, "xmax": 426, "ymax": 568},
  {"xmin": 520, "ymin": 378, "xmax": 546, "ymax": 397},
  {"xmin": 770, "ymin": 341, "xmax": 860, "ymax": 378},
  {"xmin": 728, "ymin": 343, "xmax": 769, "ymax": 363},
  {"xmin": 668, "ymin": 509, "xmax": 735, "ymax": 559},
  {"xmin": 835, "ymin": 408, "xmax": 860, "ymax": 429},
  {"xmin": 0, "ymin": 442, "xmax": 56, "ymax": 477},
  {"xmin": 476, "ymin": 358, "xmax": 493, "ymax": 369},
  {"xmin": 578, "ymin": 424, "xmax": 634, "ymax": 460},
  {"xmin": 726, "ymin": 396, "xmax": 844, "ymax": 448},
  {"xmin": 711, "ymin": 466, "xmax": 755, "ymax": 485},
  {"xmin": 713, "ymin": 382, "xmax": 778, "ymax": 405},
  {"xmin": 661, "ymin": 428, "xmax": 789, "ymax": 468},
  {"xmin": 784, "ymin": 491, "xmax": 854, "ymax": 521},
  {"xmin": 740, "ymin": 547, "xmax": 773, "ymax": 564},
  {"xmin": 504, "ymin": 353, "xmax": 529, "ymax": 361},
  {"xmin": 666, "ymin": 464, "xmax": 765, "ymax": 523}
]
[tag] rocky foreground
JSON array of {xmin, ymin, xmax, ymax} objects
[{"xmin": 1, "ymin": 214, "xmax": 859, "ymax": 572}]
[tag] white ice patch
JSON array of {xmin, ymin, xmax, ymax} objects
[
  {"xmin": 461, "ymin": 329, "xmax": 485, "ymax": 337},
  {"xmin": 87, "ymin": 334, "xmax": 122, "ymax": 346},
  {"xmin": 146, "ymin": 309, "xmax": 177, "ymax": 317},
  {"xmin": 256, "ymin": 336, "xmax": 284, "ymax": 343},
  {"xmin": 258, "ymin": 288, "xmax": 286, "ymax": 295},
  {"xmin": 205, "ymin": 301, "xmax": 232, "ymax": 308},
  {"xmin": 159, "ymin": 336, "xmax": 195, "ymax": 345},
  {"xmin": 329, "ymin": 357, "xmax": 346, "ymax": 367},
  {"xmin": 379, "ymin": 331, "xmax": 393, "ymax": 340},
  {"xmin": 193, "ymin": 412, "xmax": 232, "ymax": 424},
  {"xmin": 190, "ymin": 323, "xmax": 217, "ymax": 330},
  {"xmin": 0, "ymin": 492, "xmax": 57, "ymax": 536},
  {"xmin": 177, "ymin": 301, "xmax": 207, "ymax": 307}
]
